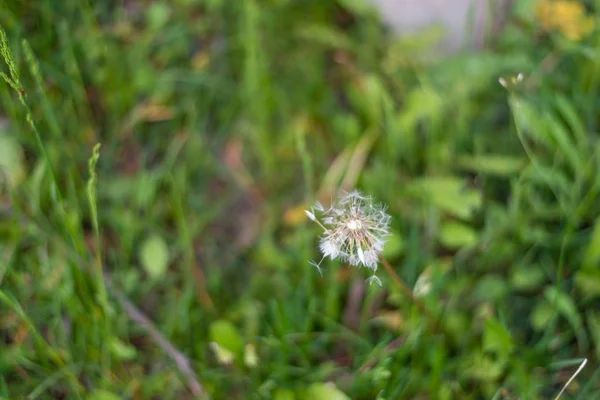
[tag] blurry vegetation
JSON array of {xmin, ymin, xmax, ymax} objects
[{"xmin": 1, "ymin": 0, "xmax": 600, "ymax": 399}]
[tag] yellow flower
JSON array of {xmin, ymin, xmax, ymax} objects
[{"xmin": 536, "ymin": 0, "xmax": 595, "ymax": 41}]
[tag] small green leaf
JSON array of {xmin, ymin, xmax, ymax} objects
[
  {"xmin": 544, "ymin": 287, "xmax": 588, "ymax": 350},
  {"xmin": 397, "ymin": 86, "xmax": 443, "ymax": 133},
  {"xmin": 473, "ymin": 276, "xmax": 508, "ymax": 302},
  {"xmin": 134, "ymin": 172, "xmax": 159, "ymax": 209},
  {"xmin": 438, "ymin": 221, "xmax": 478, "ymax": 249},
  {"xmin": 147, "ymin": 3, "xmax": 171, "ymax": 30},
  {"xmin": 531, "ymin": 301, "xmax": 554, "ymax": 330},
  {"xmin": 483, "ymin": 318, "xmax": 514, "ymax": 355},
  {"xmin": 0, "ymin": 132, "xmax": 24, "ymax": 187},
  {"xmin": 305, "ymin": 383, "xmax": 350, "ymax": 400},
  {"xmin": 587, "ymin": 311, "xmax": 600, "ymax": 359},
  {"xmin": 140, "ymin": 234, "xmax": 169, "ymax": 280},
  {"xmin": 209, "ymin": 320, "xmax": 244, "ymax": 356},
  {"xmin": 406, "ymin": 177, "xmax": 482, "ymax": 220},
  {"xmin": 544, "ymin": 287, "xmax": 582, "ymax": 331},
  {"xmin": 575, "ymin": 269, "xmax": 600, "ymax": 298},
  {"xmin": 463, "ymin": 351, "xmax": 504, "ymax": 382},
  {"xmin": 109, "ymin": 337, "xmax": 137, "ymax": 361},
  {"xmin": 583, "ymin": 217, "xmax": 600, "ymax": 270},
  {"xmin": 510, "ymin": 264, "xmax": 546, "ymax": 291},
  {"xmin": 273, "ymin": 388, "xmax": 296, "ymax": 400},
  {"xmin": 456, "ymin": 155, "xmax": 525, "ymax": 176},
  {"xmin": 295, "ymin": 24, "xmax": 352, "ymax": 49}
]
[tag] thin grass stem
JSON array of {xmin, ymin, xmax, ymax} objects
[{"xmin": 380, "ymin": 256, "xmax": 440, "ymax": 334}]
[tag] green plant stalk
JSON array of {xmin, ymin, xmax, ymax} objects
[
  {"xmin": 293, "ymin": 117, "xmax": 315, "ymax": 198},
  {"xmin": 2, "ymin": 25, "xmax": 111, "ymax": 366},
  {"xmin": 86, "ymin": 143, "xmax": 106, "ymax": 301},
  {"xmin": 169, "ymin": 171, "xmax": 215, "ymax": 311},
  {"xmin": 294, "ymin": 117, "xmax": 318, "ymax": 330},
  {"xmin": 241, "ymin": 0, "xmax": 274, "ymax": 178},
  {"xmin": 21, "ymin": 39, "xmax": 61, "ymax": 139},
  {"xmin": 86, "ymin": 143, "xmax": 112, "ymax": 371},
  {"xmin": 1, "ymin": 30, "xmax": 84, "ymax": 257},
  {"xmin": 3, "ymin": 27, "xmax": 109, "ymax": 302}
]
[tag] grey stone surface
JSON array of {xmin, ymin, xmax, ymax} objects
[{"xmin": 369, "ymin": 0, "xmax": 513, "ymax": 52}]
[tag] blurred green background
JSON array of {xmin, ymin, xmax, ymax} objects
[{"xmin": 2, "ymin": 0, "xmax": 600, "ymax": 399}]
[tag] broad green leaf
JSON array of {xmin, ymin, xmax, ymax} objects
[
  {"xmin": 209, "ymin": 320, "xmax": 244, "ymax": 356},
  {"xmin": 438, "ymin": 221, "xmax": 478, "ymax": 249},
  {"xmin": 140, "ymin": 234, "xmax": 169, "ymax": 280},
  {"xmin": 406, "ymin": 177, "xmax": 482, "ymax": 219},
  {"xmin": 305, "ymin": 383, "xmax": 350, "ymax": 400}
]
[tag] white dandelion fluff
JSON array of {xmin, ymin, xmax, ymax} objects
[{"xmin": 306, "ymin": 190, "xmax": 391, "ymax": 284}]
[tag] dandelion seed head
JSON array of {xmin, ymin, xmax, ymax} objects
[
  {"xmin": 306, "ymin": 190, "xmax": 391, "ymax": 273},
  {"xmin": 347, "ymin": 219, "xmax": 361, "ymax": 230}
]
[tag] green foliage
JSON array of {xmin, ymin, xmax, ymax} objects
[
  {"xmin": 140, "ymin": 233, "xmax": 170, "ymax": 281},
  {"xmin": 2, "ymin": 0, "xmax": 600, "ymax": 399}
]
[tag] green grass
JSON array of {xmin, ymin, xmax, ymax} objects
[{"xmin": 2, "ymin": 0, "xmax": 600, "ymax": 399}]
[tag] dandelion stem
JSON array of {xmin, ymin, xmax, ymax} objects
[{"xmin": 380, "ymin": 256, "xmax": 439, "ymax": 334}]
